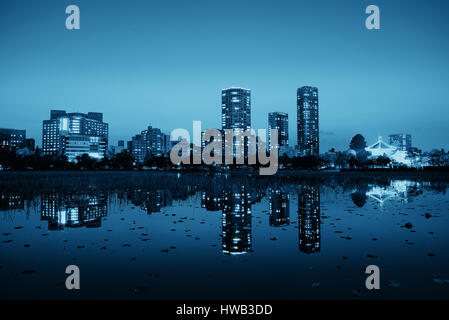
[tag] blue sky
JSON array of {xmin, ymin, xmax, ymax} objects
[{"xmin": 1, "ymin": 0, "xmax": 449, "ymax": 151}]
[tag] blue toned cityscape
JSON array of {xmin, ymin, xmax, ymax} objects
[{"xmin": 1, "ymin": 0, "xmax": 449, "ymax": 304}]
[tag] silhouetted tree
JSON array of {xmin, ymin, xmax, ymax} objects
[
  {"xmin": 350, "ymin": 134, "xmax": 367, "ymax": 152},
  {"xmin": 76, "ymin": 154, "xmax": 97, "ymax": 170},
  {"xmin": 375, "ymin": 155, "xmax": 391, "ymax": 168},
  {"xmin": 112, "ymin": 151, "xmax": 135, "ymax": 170},
  {"xmin": 335, "ymin": 152, "xmax": 349, "ymax": 169},
  {"xmin": 351, "ymin": 192, "xmax": 367, "ymax": 207}
]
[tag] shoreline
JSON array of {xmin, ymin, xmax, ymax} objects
[{"xmin": 1, "ymin": 169, "xmax": 449, "ymax": 181}]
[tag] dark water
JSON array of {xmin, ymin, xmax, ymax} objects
[{"xmin": 0, "ymin": 172, "xmax": 448, "ymax": 299}]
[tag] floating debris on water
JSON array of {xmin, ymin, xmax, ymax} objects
[
  {"xmin": 21, "ymin": 270, "xmax": 36, "ymax": 275},
  {"xmin": 132, "ymin": 286, "xmax": 149, "ymax": 293},
  {"xmin": 404, "ymin": 222, "xmax": 413, "ymax": 229},
  {"xmin": 386, "ymin": 280, "xmax": 401, "ymax": 288}
]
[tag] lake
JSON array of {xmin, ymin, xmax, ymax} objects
[{"xmin": 0, "ymin": 172, "xmax": 448, "ymax": 299}]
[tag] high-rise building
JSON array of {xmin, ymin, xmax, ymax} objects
[
  {"xmin": 221, "ymin": 87, "xmax": 251, "ymax": 130},
  {"xmin": 130, "ymin": 126, "xmax": 172, "ymax": 163},
  {"xmin": 163, "ymin": 133, "xmax": 177, "ymax": 156},
  {"xmin": 389, "ymin": 134, "xmax": 412, "ymax": 151},
  {"xmin": 142, "ymin": 126, "xmax": 164, "ymax": 157},
  {"xmin": 221, "ymin": 87, "xmax": 251, "ymax": 159},
  {"xmin": 297, "ymin": 86, "xmax": 319, "ymax": 156},
  {"xmin": 42, "ymin": 110, "xmax": 108, "ymax": 161},
  {"xmin": 0, "ymin": 128, "xmax": 26, "ymax": 149},
  {"xmin": 130, "ymin": 134, "xmax": 144, "ymax": 162},
  {"xmin": 268, "ymin": 112, "xmax": 289, "ymax": 149}
]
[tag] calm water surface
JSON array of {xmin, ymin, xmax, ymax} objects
[{"xmin": 0, "ymin": 172, "xmax": 448, "ymax": 299}]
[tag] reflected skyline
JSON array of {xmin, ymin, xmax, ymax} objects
[
  {"xmin": 298, "ymin": 184, "xmax": 321, "ymax": 254},
  {"xmin": 0, "ymin": 192, "xmax": 24, "ymax": 211},
  {"xmin": 40, "ymin": 192, "xmax": 107, "ymax": 230},
  {"xmin": 1, "ymin": 173, "xmax": 449, "ymax": 299},
  {"xmin": 268, "ymin": 188, "xmax": 290, "ymax": 227},
  {"xmin": 0, "ymin": 174, "xmax": 437, "ymax": 256},
  {"xmin": 351, "ymin": 180, "xmax": 424, "ymax": 208},
  {"xmin": 222, "ymin": 186, "xmax": 253, "ymax": 255}
]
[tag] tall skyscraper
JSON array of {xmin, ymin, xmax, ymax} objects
[
  {"xmin": 268, "ymin": 112, "xmax": 289, "ymax": 148},
  {"xmin": 221, "ymin": 87, "xmax": 251, "ymax": 159},
  {"xmin": 389, "ymin": 134, "xmax": 412, "ymax": 151},
  {"xmin": 42, "ymin": 110, "xmax": 108, "ymax": 161},
  {"xmin": 297, "ymin": 86, "xmax": 319, "ymax": 156},
  {"xmin": 221, "ymin": 87, "xmax": 251, "ymax": 130}
]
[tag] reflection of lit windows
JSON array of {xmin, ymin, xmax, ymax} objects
[
  {"xmin": 41, "ymin": 193, "xmax": 107, "ymax": 230},
  {"xmin": 298, "ymin": 185, "xmax": 320, "ymax": 254}
]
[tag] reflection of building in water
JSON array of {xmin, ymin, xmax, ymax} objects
[
  {"xmin": 268, "ymin": 189, "xmax": 290, "ymax": 227},
  {"xmin": 130, "ymin": 189, "xmax": 172, "ymax": 214},
  {"xmin": 298, "ymin": 185, "xmax": 320, "ymax": 254},
  {"xmin": 365, "ymin": 136, "xmax": 411, "ymax": 166},
  {"xmin": 222, "ymin": 186, "xmax": 253, "ymax": 255},
  {"xmin": 201, "ymin": 191, "xmax": 224, "ymax": 211},
  {"xmin": 128, "ymin": 184, "xmax": 199, "ymax": 214},
  {"xmin": 40, "ymin": 193, "xmax": 107, "ymax": 230},
  {"xmin": 0, "ymin": 193, "xmax": 24, "ymax": 211},
  {"xmin": 364, "ymin": 180, "xmax": 423, "ymax": 206}
]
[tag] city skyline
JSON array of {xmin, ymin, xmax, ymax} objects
[
  {"xmin": 1, "ymin": 0, "xmax": 449, "ymax": 152},
  {"xmin": 0, "ymin": 86, "xmax": 437, "ymax": 157},
  {"xmin": 2, "ymin": 0, "xmax": 449, "ymax": 305}
]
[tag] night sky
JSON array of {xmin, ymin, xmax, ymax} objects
[{"xmin": 1, "ymin": 0, "xmax": 448, "ymax": 152}]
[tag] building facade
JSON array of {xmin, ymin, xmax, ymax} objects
[
  {"xmin": 42, "ymin": 110, "xmax": 108, "ymax": 162},
  {"xmin": 221, "ymin": 87, "xmax": 252, "ymax": 159},
  {"xmin": 0, "ymin": 128, "xmax": 26, "ymax": 149},
  {"xmin": 268, "ymin": 112, "xmax": 289, "ymax": 152},
  {"xmin": 297, "ymin": 86, "xmax": 319, "ymax": 156},
  {"xmin": 389, "ymin": 134, "xmax": 412, "ymax": 152},
  {"xmin": 130, "ymin": 126, "xmax": 172, "ymax": 163},
  {"xmin": 221, "ymin": 87, "xmax": 251, "ymax": 130},
  {"xmin": 130, "ymin": 134, "xmax": 144, "ymax": 162},
  {"xmin": 142, "ymin": 126, "xmax": 164, "ymax": 157}
]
